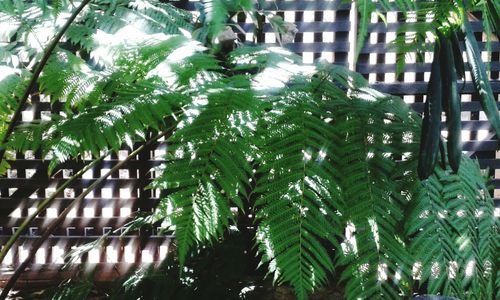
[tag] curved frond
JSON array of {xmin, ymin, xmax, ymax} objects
[
  {"xmin": 331, "ymin": 91, "xmax": 417, "ymax": 300},
  {"xmin": 151, "ymin": 80, "xmax": 260, "ymax": 265},
  {"xmin": 406, "ymin": 157, "xmax": 497, "ymax": 298},
  {"xmin": 255, "ymin": 88, "xmax": 343, "ymax": 300}
]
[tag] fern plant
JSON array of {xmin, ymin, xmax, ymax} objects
[
  {"xmin": 352, "ymin": 0, "xmax": 500, "ymax": 178},
  {"xmin": 0, "ymin": 1, "xmax": 498, "ymax": 300}
]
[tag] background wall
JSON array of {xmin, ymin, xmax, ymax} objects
[{"xmin": 0, "ymin": 0, "xmax": 498, "ymax": 272}]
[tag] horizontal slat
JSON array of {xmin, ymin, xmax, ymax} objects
[
  {"xmin": 408, "ymin": 101, "xmax": 500, "ymax": 112},
  {"xmin": 0, "ymin": 178, "xmax": 150, "ymax": 188},
  {"xmin": 360, "ymin": 41, "xmax": 500, "ymax": 53},
  {"xmin": 284, "ymin": 41, "xmax": 349, "ymax": 52},
  {"xmin": 174, "ymin": 0, "xmax": 351, "ymax": 11},
  {"xmin": 239, "ymin": 21, "xmax": 351, "ymax": 32},
  {"xmin": 372, "ymin": 81, "xmax": 500, "ymax": 94},
  {"xmin": 357, "ymin": 62, "xmax": 500, "ymax": 73},
  {"xmin": 366, "ymin": 20, "xmax": 488, "ymax": 33},
  {"xmin": 6, "ymin": 159, "xmax": 163, "ymax": 170}
]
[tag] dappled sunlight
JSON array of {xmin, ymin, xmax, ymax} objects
[
  {"xmin": 0, "ymin": 65, "xmax": 21, "ymax": 81},
  {"xmin": 0, "ymin": 1, "xmax": 497, "ymax": 299},
  {"xmin": 252, "ymin": 61, "xmax": 316, "ymax": 91}
]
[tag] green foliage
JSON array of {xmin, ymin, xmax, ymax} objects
[
  {"xmin": 0, "ymin": 1, "xmax": 498, "ymax": 300},
  {"xmin": 355, "ymin": 0, "xmax": 377, "ymax": 63},
  {"xmin": 355, "ymin": 0, "xmax": 500, "ymax": 175},
  {"xmin": 255, "ymin": 88, "xmax": 343, "ymax": 298},
  {"xmin": 407, "ymin": 157, "xmax": 497, "ymax": 298},
  {"xmin": 151, "ymin": 77, "xmax": 259, "ymax": 266},
  {"xmin": 332, "ymin": 93, "xmax": 417, "ymax": 299},
  {"xmin": 0, "ymin": 0, "xmax": 192, "ymax": 69},
  {"xmin": 462, "ymin": 15, "xmax": 500, "ymax": 137},
  {"xmin": 195, "ymin": 0, "xmax": 255, "ymax": 42},
  {"xmin": 0, "ymin": 65, "xmax": 28, "ymax": 174},
  {"xmin": 51, "ymin": 278, "xmax": 93, "ymax": 300}
]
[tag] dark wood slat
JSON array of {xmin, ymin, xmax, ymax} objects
[
  {"xmin": 357, "ymin": 62, "xmax": 500, "ymax": 73},
  {"xmin": 360, "ymin": 41, "xmax": 500, "ymax": 53},
  {"xmin": 371, "ymin": 81, "xmax": 500, "ymax": 94}
]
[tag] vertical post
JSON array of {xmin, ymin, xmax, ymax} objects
[{"xmin": 347, "ymin": 1, "xmax": 358, "ymax": 71}]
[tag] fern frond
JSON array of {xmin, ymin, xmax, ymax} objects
[
  {"xmin": 151, "ymin": 80, "xmax": 260, "ymax": 266},
  {"xmin": 0, "ymin": 65, "xmax": 29, "ymax": 175},
  {"xmin": 406, "ymin": 157, "xmax": 497, "ymax": 298},
  {"xmin": 332, "ymin": 92, "xmax": 416, "ymax": 300},
  {"xmin": 39, "ymin": 49, "xmax": 107, "ymax": 110},
  {"xmin": 254, "ymin": 88, "xmax": 343, "ymax": 300},
  {"xmin": 355, "ymin": 0, "xmax": 376, "ymax": 64},
  {"xmin": 51, "ymin": 278, "xmax": 93, "ymax": 300},
  {"xmin": 10, "ymin": 80, "xmax": 184, "ymax": 173}
]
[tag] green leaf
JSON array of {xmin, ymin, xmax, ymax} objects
[{"xmin": 462, "ymin": 17, "xmax": 500, "ymax": 137}]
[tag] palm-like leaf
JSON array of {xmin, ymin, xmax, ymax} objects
[
  {"xmin": 152, "ymin": 78, "xmax": 260, "ymax": 265},
  {"xmin": 254, "ymin": 88, "xmax": 343, "ymax": 299},
  {"xmin": 332, "ymin": 91, "xmax": 417, "ymax": 300},
  {"xmin": 10, "ymin": 80, "xmax": 183, "ymax": 173},
  {"xmin": 406, "ymin": 157, "xmax": 497, "ymax": 298}
]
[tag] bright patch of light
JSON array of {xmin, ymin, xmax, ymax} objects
[
  {"xmin": 239, "ymin": 285, "xmax": 256, "ymax": 298},
  {"xmin": 341, "ymin": 222, "xmax": 358, "ymax": 255},
  {"xmin": 102, "ymin": 207, "xmax": 113, "ymax": 218},
  {"xmin": 448, "ymin": 261, "xmax": 458, "ymax": 279},
  {"xmin": 120, "ymin": 188, "xmax": 131, "ymax": 199},
  {"xmin": 159, "ymin": 244, "xmax": 169, "ymax": 260},
  {"xmin": 82, "ymin": 169, "xmax": 93, "ymax": 179},
  {"xmin": 84, "ymin": 189, "xmax": 94, "ymax": 199},
  {"xmin": 2, "ymin": 247, "xmax": 13, "ymax": 265},
  {"xmin": 394, "ymin": 268, "xmax": 402, "ymax": 283},
  {"xmin": 106, "ymin": 246, "xmax": 118, "ymax": 263},
  {"xmin": 458, "ymin": 235, "xmax": 470, "ymax": 251},
  {"xmin": 0, "ymin": 14, "xmax": 20, "ymax": 41},
  {"xmin": 102, "ymin": 188, "xmax": 113, "ymax": 198},
  {"xmin": 88, "ymin": 248, "xmax": 100, "ymax": 263},
  {"xmin": 437, "ymin": 210, "xmax": 447, "ymax": 219},
  {"xmin": 35, "ymin": 248, "xmax": 46, "ymax": 264},
  {"xmin": 141, "ymin": 249, "xmax": 153, "ymax": 263},
  {"xmin": 303, "ymin": 149, "xmax": 312, "ymax": 161},
  {"xmin": 19, "ymin": 245, "xmax": 29, "ymax": 262},
  {"xmin": 120, "ymin": 207, "xmax": 132, "ymax": 217},
  {"xmin": 431, "ymin": 262, "xmax": 440, "ymax": 278},
  {"xmin": 253, "ymin": 62, "xmax": 315, "ymax": 91},
  {"xmin": 91, "ymin": 24, "xmax": 171, "ymax": 66},
  {"xmin": 83, "ymin": 207, "xmax": 95, "ymax": 218},
  {"xmin": 28, "ymin": 207, "xmax": 37, "ymax": 216},
  {"xmin": 465, "ymin": 260, "xmax": 475, "ymax": 277},
  {"xmin": 124, "ymin": 245, "xmax": 135, "ymax": 263},
  {"xmin": 52, "ymin": 245, "xmax": 65, "ymax": 264},
  {"xmin": 377, "ymin": 263, "xmax": 388, "ymax": 281},
  {"xmin": 412, "ymin": 262, "xmax": 422, "ymax": 280},
  {"xmin": 10, "ymin": 208, "xmax": 21, "ymax": 218},
  {"xmin": 0, "ymin": 66, "xmax": 20, "ymax": 81},
  {"xmin": 318, "ymin": 150, "xmax": 327, "ymax": 160},
  {"xmin": 368, "ymin": 219, "xmax": 380, "ymax": 251},
  {"xmin": 25, "ymin": 20, "xmax": 56, "ymax": 51},
  {"xmin": 67, "ymin": 208, "xmax": 77, "ymax": 218},
  {"xmin": 46, "ymin": 208, "xmax": 58, "ymax": 218}
]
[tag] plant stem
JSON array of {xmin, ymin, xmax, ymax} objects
[
  {"xmin": 0, "ymin": 131, "xmax": 168, "ymax": 299},
  {"xmin": 0, "ymin": 154, "xmax": 107, "ymax": 265},
  {"xmin": 0, "ymin": 0, "xmax": 91, "ymax": 164}
]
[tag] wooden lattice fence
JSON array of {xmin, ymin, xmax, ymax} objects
[{"xmin": 0, "ymin": 0, "xmax": 498, "ymax": 283}]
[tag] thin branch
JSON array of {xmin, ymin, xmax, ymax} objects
[
  {"xmin": 0, "ymin": 153, "xmax": 107, "ymax": 264},
  {"xmin": 0, "ymin": 131, "xmax": 170, "ymax": 299},
  {"xmin": 0, "ymin": 0, "xmax": 91, "ymax": 164}
]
